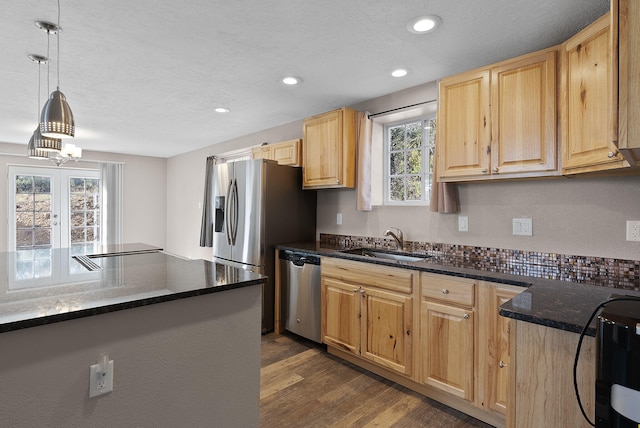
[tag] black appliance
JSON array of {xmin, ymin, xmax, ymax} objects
[{"xmin": 595, "ymin": 298, "xmax": 640, "ymax": 427}]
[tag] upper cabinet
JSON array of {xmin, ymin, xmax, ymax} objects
[
  {"xmin": 437, "ymin": 48, "xmax": 558, "ymax": 181},
  {"xmin": 615, "ymin": 0, "xmax": 640, "ymax": 165},
  {"xmin": 302, "ymin": 107, "xmax": 357, "ymax": 189},
  {"xmin": 561, "ymin": 12, "xmax": 627, "ymax": 173},
  {"xmin": 252, "ymin": 139, "xmax": 301, "ymax": 166}
]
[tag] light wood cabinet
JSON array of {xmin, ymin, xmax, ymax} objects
[
  {"xmin": 302, "ymin": 107, "xmax": 357, "ymax": 189},
  {"xmin": 321, "ymin": 257, "xmax": 416, "ymax": 376},
  {"xmin": 477, "ymin": 283, "xmax": 521, "ymax": 423},
  {"xmin": 437, "ymin": 69, "xmax": 491, "ymax": 179},
  {"xmin": 421, "ymin": 300, "xmax": 474, "ymax": 400},
  {"xmin": 491, "ymin": 49, "xmax": 557, "ymax": 175},
  {"xmin": 251, "ymin": 139, "xmax": 301, "ymax": 166},
  {"xmin": 615, "ymin": 0, "xmax": 640, "ymax": 164},
  {"xmin": 561, "ymin": 13, "xmax": 628, "ymax": 173},
  {"xmin": 420, "ymin": 273, "xmax": 476, "ymax": 401},
  {"xmin": 513, "ymin": 320, "xmax": 596, "ymax": 428},
  {"xmin": 437, "ymin": 48, "xmax": 557, "ymax": 181}
]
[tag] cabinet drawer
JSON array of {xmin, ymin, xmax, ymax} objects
[
  {"xmin": 322, "ymin": 257, "xmax": 415, "ymax": 294},
  {"xmin": 421, "ymin": 273, "xmax": 475, "ymax": 307}
]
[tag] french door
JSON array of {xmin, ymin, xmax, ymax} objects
[
  {"xmin": 9, "ymin": 165, "xmax": 101, "ymax": 252},
  {"xmin": 8, "ymin": 166, "xmax": 101, "ymax": 284}
]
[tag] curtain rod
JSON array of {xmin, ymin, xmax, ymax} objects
[{"xmin": 367, "ymin": 99, "xmax": 437, "ymax": 119}]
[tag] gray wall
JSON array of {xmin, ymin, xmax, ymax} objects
[{"xmin": 0, "ymin": 286, "xmax": 261, "ymax": 428}]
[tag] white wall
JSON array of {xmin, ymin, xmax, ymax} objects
[
  {"xmin": 164, "ymin": 80, "xmax": 640, "ymax": 262},
  {"xmin": 0, "ymin": 142, "xmax": 166, "ymax": 252}
]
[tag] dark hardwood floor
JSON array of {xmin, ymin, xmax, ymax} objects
[{"xmin": 260, "ymin": 332, "xmax": 494, "ymax": 428}]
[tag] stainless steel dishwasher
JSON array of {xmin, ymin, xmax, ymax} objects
[{"xmin": 280, "ymin": 250, "xmax": 321, "ymax": 343}]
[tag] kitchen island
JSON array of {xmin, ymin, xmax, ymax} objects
[{"xmin": 0, "ymin": 244, "xmax": 264, "ymax": 428}]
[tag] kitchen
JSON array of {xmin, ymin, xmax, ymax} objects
[{"xmin": 1, "ymin": 0, "xmax": 639, "ymax": 427}]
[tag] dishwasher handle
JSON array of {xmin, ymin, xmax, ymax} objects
[{"xmin": 280, "ymin": 251, "xmax": 321, "ymax": 267}]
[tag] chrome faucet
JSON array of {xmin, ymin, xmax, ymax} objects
[{"xmin": 384, "ymin": 227, "xmax": 404, "ymax": 250}]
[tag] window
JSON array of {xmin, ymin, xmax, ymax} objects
[{"xmin": 384, "ymin": 116, "xmax": 436, "ymax": 205}]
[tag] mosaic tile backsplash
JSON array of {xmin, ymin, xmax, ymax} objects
[{"xmin": 319, "ymin": 233, "xmax": 640, "ymax": 291}]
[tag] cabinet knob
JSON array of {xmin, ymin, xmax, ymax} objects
[
  {"xmin": 607, "ymin": 151, "xmax": 619, "ymax": 158},
  {"xmin": 296, "ymin": 319, "xmax": 301, "ymax": 324},
  {"xmin": 360, "ymin": 289, "xmax": 365, "ymax": 295},
  {"xmin": 493, "ymin": 167, "xmax": 499, "ymax": 173},
  {"xmin": 353, "ymin": 289, "xmax": 359, "ymax": 293},
  {"xmin": 463, "ymin": 313, "xmax": 469, "ymax": 320},
  {"xmin": 441, "ymin": 288, "xmax": 449, "ymax": 294},
  {"xmin": 499, "ymin": 360, "xmax": 507, "ymax": 368},
  {"xmin": 481, "ymin": 169, "xmax": 488, "ymax": 174}
]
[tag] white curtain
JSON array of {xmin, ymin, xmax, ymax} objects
[
  {"xmin": 101, "ymin": 162, "xmax": 124, "ymax": 245},
  {"xmin": 356, "ymin": 111, "xmax": 373, "ymax": 211}
]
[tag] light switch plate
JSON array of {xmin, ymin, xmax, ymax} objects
[
  {"xmin": 513, "ymin": 218, "xmax": 532, "ymax": 236},
  {"xmin": 626, "ymin": 221, "xmax": 640, "ymax": 241},
  {"xmin": 458, "ymin": 216, "xmax": 468, "ymax": 232}
]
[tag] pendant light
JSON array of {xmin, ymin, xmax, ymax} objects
[
  {"xmin": 27, "ymin": 54, "xmax": 61, "ymax": 159},
  {"xmin": 39, "ymin": 0, "xmax": 75, "ymax": 139}
]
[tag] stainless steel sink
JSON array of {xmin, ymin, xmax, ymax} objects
[{"xmin": 339, "ymin": 248, "xmax": 431, "ymax": 262}]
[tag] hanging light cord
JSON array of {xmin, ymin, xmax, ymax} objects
[{"xmin": 56, "ymin": 0, "xmax": 61, "ymax": 90}]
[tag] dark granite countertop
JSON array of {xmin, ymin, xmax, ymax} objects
[
  {"xmin": 276, "ymin": 241, "xmax": 640, "ymax": 336},
  {"xmin": 0, "ymin": 244, "xmax": 264, "ymax": 333}
]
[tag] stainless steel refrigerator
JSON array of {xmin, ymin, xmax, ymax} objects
[{"xmin": 206, "ymin": 159, "xmax": 316, "ymax": 333}]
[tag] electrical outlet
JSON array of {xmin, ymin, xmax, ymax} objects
[
  {"xmin": 336, "ymin": 213, "xmax": 342, "ymax": 225},
  {"xmin": 458, "ymin": 216, "xmax": 469, "ymax": 232},
  {"xmin": 89, "ymin": 359, "xmax": 114, "ymax": 398},
  {"xmin": 513, "ymin": 218, "xmax": 533, "ymax": 236},
  {"xmin": 626, "ymin": 221, "xmax": 640, "ymax": 241}
]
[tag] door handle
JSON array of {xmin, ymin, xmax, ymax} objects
[
  {"xmin": 231, "ymin": 179, "xmax": 239, "ymax": 245},
  {"xmin": 225, "ymin": 180, "xmax": 233, "ymax": 245}
]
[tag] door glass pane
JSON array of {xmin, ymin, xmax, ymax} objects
[
  {"xmin": 15, "ymin": 174, "xmax": 52, "ymax": 250},
  {"xmin": 69, "ymin": 176, "xmax": 101, "ymax": 250}
]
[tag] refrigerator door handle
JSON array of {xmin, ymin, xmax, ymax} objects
[
  {"xmin": 231, "ymin": 179, "xmax": 239, "ymax": 245},
  {"xmin": 225, "ymin": 180, "xmax": 233, "ymax": 245}
]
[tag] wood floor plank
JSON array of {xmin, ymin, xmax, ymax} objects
[{"xmin": 260, "ymin": 333, "xmax": 493, "ymax": 428}]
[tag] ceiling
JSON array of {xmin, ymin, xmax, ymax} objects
[{"xmin": 1, "ymin": 0, "xmax": 609, "ymax": 158}]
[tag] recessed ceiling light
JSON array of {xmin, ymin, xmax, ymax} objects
[
  {"xmin": 391, "ymin": 69, "xmax": 409, "ymax": 78},
  {"xmin": 407, "ymin": 15, "xmax": 442, "ymax": 34},
  {"xmin": 214, "ymin": 107, "xmax": 230, "ymax": 113},
  {"xmin": 281, "ymin": 76, "xmax": 302, "ymax": 85}
]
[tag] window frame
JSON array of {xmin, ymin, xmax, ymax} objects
[{"xmin": 383, "ymin": 115, "xmax": 436, "ymax": 206}]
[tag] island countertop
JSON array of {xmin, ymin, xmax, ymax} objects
[{"xmin": 0, "ymin": 244, "xmax": 264, "ymax": 333}]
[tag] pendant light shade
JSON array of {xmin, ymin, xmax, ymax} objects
[
  {"xmin": 27, "ymin": 128, "xmax": 51, "ymax": 160},
  {"xmin": 40, "ymin": 88, "xmax": 74, "ymax": 138}
]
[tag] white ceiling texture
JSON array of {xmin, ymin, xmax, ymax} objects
[{"xmin": 1, "ymin": 0, "xmax": 609, "ymax": 158}]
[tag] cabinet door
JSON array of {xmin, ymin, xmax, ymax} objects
[
  {"xmin": 321, "ymin": 277, "xmax": 360, "ymax": 355},
  {"xmin": 562, "ymin": 14, "xmax": 625, "ymax": 173},
  {"xmin": 303, "ymin": 109, "xmax": 343, "ymax": 187},
  {"xmin": 486, "ymin": 287, "xmax": 520, "ymax": 416},
  {"xmin": 421, "ymin": 300, "xmax": 474, "ymax": 401},
  {"xmin": 437, "ymin": 69, "xmax": 491, "ymax": 179},
  {"xmin": 271, "ymin": 139, "xmax": 301, "ymax": 166},
  {"xmin": 361, "ymin": 287, "xmax": 413, "ymax": 376},
  {"xmin": 251, "ymin": 146, "xmax": 271, "ymax": 160},
  {"xmin": 491, "ymin": 49, "xmax": 557, "ymax": 175}
]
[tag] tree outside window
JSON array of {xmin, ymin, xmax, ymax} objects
[{"xmin": 385, "ymin": 117, "xmax": 436, "ymax": 205}]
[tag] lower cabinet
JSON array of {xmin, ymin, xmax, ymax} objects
[
  {"xmin": 320, "ymin": 258, "xmax": 523, "ymax": 428},
  {"xmin": 420, "ymin": 273, "xmax": 476, "ymax": 401},
  {"xmin": 321, "ymin": 257, "xmax": 416, "ymax": 377},
  {"xmin": 421, "ymin": 301, "xmax": 474, "ymax": 400}
]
